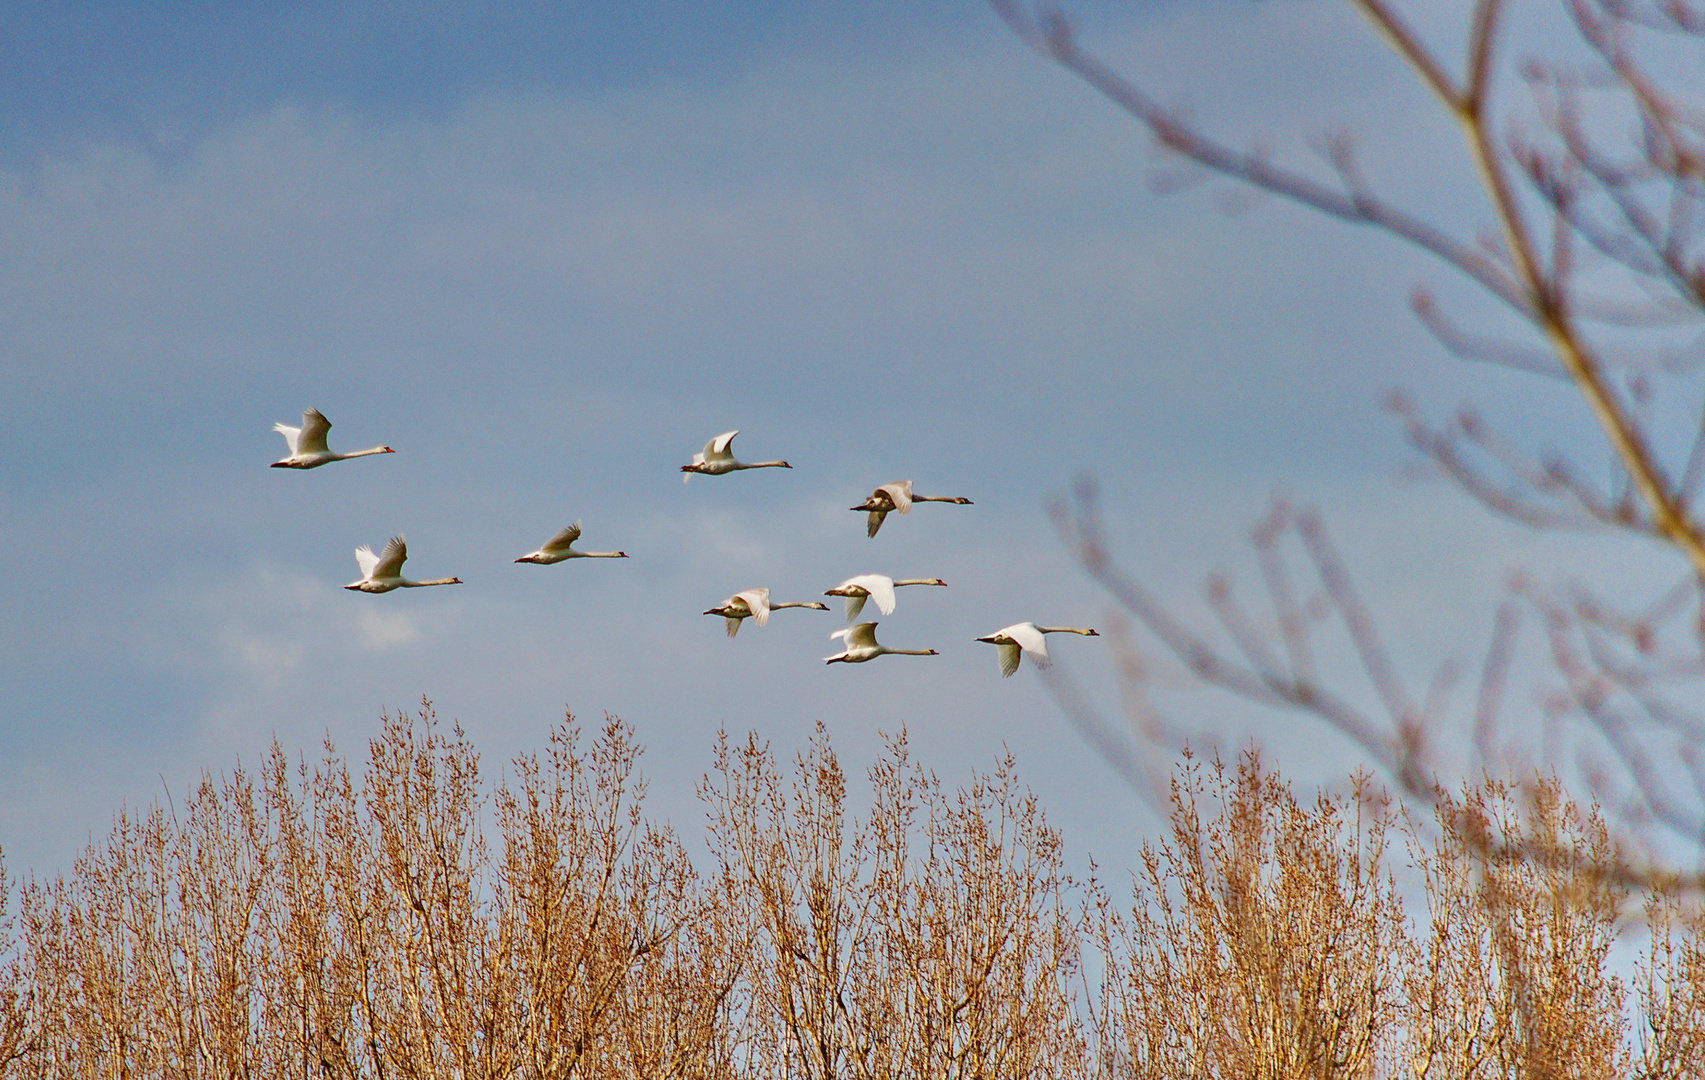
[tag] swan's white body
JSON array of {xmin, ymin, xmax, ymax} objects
[
  {"xmin": 824, "ymin": 622, "xmax": 939, "ymax": 664},
  {"xmin": 975, "ymin": 623, "xmax": 1099, "ymax": 677},
  {"xmin": 681, "ymin": 430, "xmax": 791, "ymax": 483},
  {"xmin": 851, "ymin": 480, "xmax": 972, "ymax": 537},
  {"xmin": 272, "ymin": 409, "xmax": 394, "ymax": 469},
  {"xmin": 823, "ymin": 574, "xmax": 948, "ymax": 620},
  {"xmin": 704, "ymin": 587, "xmax": 828, "ymax": 638},
  {"xmin": 345, "ymin": 535, "xmax": 463, "ymax": 593},
  {"xmin": 515, "ymin": 522, "xmax": 628, "ymax": 564}
]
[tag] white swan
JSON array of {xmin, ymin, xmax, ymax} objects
[
  {"xmin": 345, "ymin": 535, "xmax": 463, "ymax": 593},
  {"xmin": 703, "ymin": 588, "xmax": 829, "ymax": 638},
  {"xmin": 975, "ymin": 623, "xmax": 1099, "ymax": 677},
  {"xmin": 515, "ymin": 522, "xmax": 629, "ymax": 564},
  {"xmin": 823, "ymin": 574, "xmax": 947, "ymax": 620},
  {"xmin": 681, "ymin": 430, "xmax": 791, "ymax": 483},
  {"xmin": 272, "ymin": 409, "xmax": 394, "ymax": 469},
  {"xmin": 851, "ymin": 481, "xmax": 972, "ymax": 537},
  {"xmin": 824, "ymin": 622, "xmax": 939, "ymax": 664}
]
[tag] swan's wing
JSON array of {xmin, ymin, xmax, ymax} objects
[
  {"xmin": 298, "ymin": 409, "xmax": 333, "ymax": 455},
  {"xmin": 1005, "ymin": 622, "xmax": 1051, "ymax": 670},
  {"xmin": 353, "ymin": 545, "xmax": 380, "ymax": 580},
  {"xmin": 846, "ymin": 622, "xmax": 880, "ymax": 649},
  {"xmin": 704, "ymin": 430, "xmax": 739, "ymax": 462},
  {"xmin": 725, "ymin": 615, "xmax": 743, "ymax": 638},
  {"xmin": 866, "ymin": 575, "xmax": 897, "ymax": 616},
  {"xmin": 372, "ymin": 535, "xmax": 408, "ymax": 580},
  {"xmin": 843, "ymin": 593, "xmax": 867, "ymax": 621},
  {"xmin": 824, "ymin": 631, "xmax": 850, "ymax": 661},
  {"xmin": 879, "ymin": 481, "xmax": 913, "ymax": 514},
  {"xmin": 866, "ymin": 509, "xmax": 888, "ymax": 538},
  {"xmin": 996, "ymin": 641, "xmax": 1022, "ymax": 678},
  {"xmin": 541, "ymin": 522, "xmax": 582, "ymax": 553},
  {"xmin": 736, "ymin": 588, "xmax": 771, "ymax": 626},
  {"xmin": 274, "ymin": 422, "xmax": 302, "ymax": 455},
  {"xmin": 838, "ymin": 574, "xmax": 895, "ymax": 616}
]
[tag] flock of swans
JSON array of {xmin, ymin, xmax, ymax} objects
[{"xmin": 274, "ymin": 409, "xmax": 1098, "ymax": 675}]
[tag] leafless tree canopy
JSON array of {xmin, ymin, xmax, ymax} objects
[
  {"xmin": 0, "ymin": 709, "xmax": 1700, "ymax": 1076},
  {"xmin": 991, "ymin": 0, "xmax": 1705, "ymax": 889}
]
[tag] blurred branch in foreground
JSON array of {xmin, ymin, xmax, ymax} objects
[
  {"xmin": 1052, "ymin": 480, "xmax": 1705, "ymax": 893},
  {"xmin": 994, "ymin": 0, "xmax": 1705, "ymax": 891}
]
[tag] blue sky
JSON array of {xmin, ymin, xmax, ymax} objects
[{"xmin": 1, "ymin": 0, "xmax": 1666, "ymax": 877}]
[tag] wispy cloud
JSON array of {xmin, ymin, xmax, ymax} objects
[{"xmin": 0, "ymin": 1, "xmax": 1657, "ymax": 881}]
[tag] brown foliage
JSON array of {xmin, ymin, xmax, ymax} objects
[
  {"xmin": 1090, "ymin": 755, "xmax": 1406, "ymax": 1080},
  {"xmin": 1, "ymin": 710, "xmax": 1700, "ymax": 1077},
  {"xmin": 702, "ymin": 724, "xmax": 1083, "ymax": 1079}
]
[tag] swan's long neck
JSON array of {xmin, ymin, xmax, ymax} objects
[
  {"xmin": 913, "ymin": 495, "xmax": 973, "ymax": 504},
  {"xmin": 1035, "ymin": 626, "xmax": 1097, "ymax": 635},
  {"xmin": 733, "ymin": 460, "xmax": 791, "ymax": 470},
  {"xmin": 880, "ymin": 646, "xmax": 939, "ymax": 657},
  {"xmin": 893, "ymin": 579, "xmax": 947, "ymax": 587},
  {"xmin": 403, "ymin": 577, "xmax": 462, "ymax": 587},
  {"xmin": 577, "ymin": 550, "xmax": 628, "ymax": 558},
  {"xmin": 770, "ymin": 601, "xmax": 825, "ymax": 610},
  {"xmin": 337, "ymin": 446, "xmax": 395, "ymax": 460}
]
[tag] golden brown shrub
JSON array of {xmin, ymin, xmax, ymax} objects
[
  {"xmin": 1089, "ymin": 751, "xmax": 1407, "ymax": 1080},
  {"xmin": 1403, "ymin": 777, "xmax": 1630, "ymax": 1080},
  {"xmin": 701, "ymin": 724, "xmax": 1085, "ymax": 1080}
]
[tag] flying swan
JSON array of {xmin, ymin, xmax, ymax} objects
[
  {"xmin": 851, "ymin": 481, "xmax": 972, "ymax": 537},
  {"xmin": 704, "ymin": 588, "xmax": 829, "ymax": 637},
  {"xmin": 515, "ymin": 522, "xmax": 629, "ymax": 564},
  {"xmin": 345, "ymin": 535, "xmax": 463, "ymax": 593},
  {"xmin": 272, "ymin": 409, "xmax": 394, "ymax": 469},
  {"xmin": 681, "ymin": 430, "xmax": 791, "ymax": 483},
  {"xmin": 824, "ymin": 622, "xmax": 939, "ymax": 664},
  {"xmin": 975, "ymin": 622, "xmax": 1099, "ymax": 677},
  {"xmin": 823, "ymin": 574, "xmax": 947, "ymax": 620}
]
